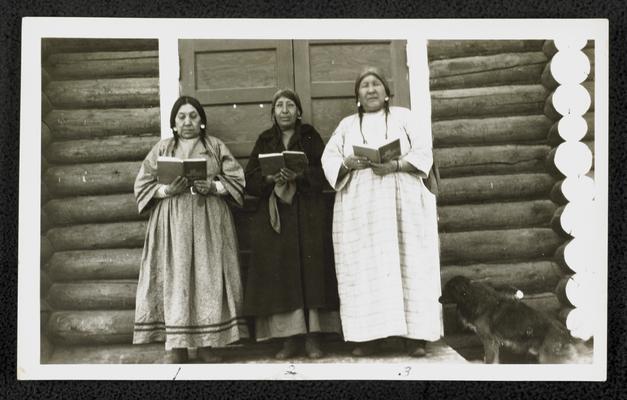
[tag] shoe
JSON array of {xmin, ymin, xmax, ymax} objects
[
  {"xmin": 164, "ymin": 348, "xmax": 188, "ymax": 364},
  {"xmin": 305, "ymin": 334, "xmax": 324, "ymax": 359},
  {"xmin": 351, "ymin": 340, "xmax": 380, "ymax": 357},
  {"xmin": 275, "ymin": 337, "xmax": 299, "ymax": 360},
  {"xmin": 407, "ymin": 339, "xmax": 427, "ymax": 358},
  {"xmin": 198, "ymin": 346, "xmax": 223, "ymax": 363}
]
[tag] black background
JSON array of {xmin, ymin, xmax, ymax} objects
[{"xmin": 1, "ymin": 0, "xmax": 625, "ymax": 398}]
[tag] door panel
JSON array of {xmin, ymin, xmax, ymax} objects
[
  {"xmin": 294, "ymin": 40, "xmax": 410, "ymax": 141},
  {"xmin": 179, "ymin": 40, "xmax": 294, "ymax": 159}
]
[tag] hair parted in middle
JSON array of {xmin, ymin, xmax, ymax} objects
[
  {"xmin": 354, "ymin": 66, "xmax": 392, "ymax": 143},
  {"xmin": 169, "ymin": 95, "xmax": 208, "ymax": 139},
  {"xmin": 270, "ymin": 88, "xmax": 303, "ymax": 126}
]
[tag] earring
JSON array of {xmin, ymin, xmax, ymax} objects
[
  {"xmin": 384, "ymin": 96, "xmax": 389, "ymax": 102},
  {"xmin": 172, "ymin": 127, "xmax": 178, "ymax": 132},
  {"xmin": 356, "ymin": 101, "xmax": 361, "ymax": 107},
  {"xmin": 200, "ymin": 124, "xmax": 206, "ymax": 129}
]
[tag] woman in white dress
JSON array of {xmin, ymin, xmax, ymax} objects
[{"xmin": 321, "ymin": 67, "xmax": 442, "ymax": 357}]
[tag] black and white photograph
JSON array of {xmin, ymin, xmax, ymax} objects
[{"xmin": 18, "ymin": 18, "xmax": 608, "ymax": 380}]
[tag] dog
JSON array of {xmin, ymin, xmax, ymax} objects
[{"xmin": 440, "ymin": 276, "xmax": 590, "ymax": 364}]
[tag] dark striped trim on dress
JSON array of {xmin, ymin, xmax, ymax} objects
[
  {"xmin": 134, "ymin": 317, "xmax": 247, "ymax": 330},
  {"xmin": 134, "ymin": 320, "xmax": 247, "ymax": 335}
]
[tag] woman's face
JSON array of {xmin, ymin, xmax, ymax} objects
[
  {"xmin": 274, "ymin": 96, "xmax": 299, "ymax": 131},
  {"xmin": 358, "ymin": 74, "xmax": 387, "ymax": 112},
  {"xmin": 175, "ymin": 103, "xmax": 202, "ymax": 139}
]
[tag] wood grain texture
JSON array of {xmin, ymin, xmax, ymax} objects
[
  {"xmin": 42, "ymin": 38, "xmax": 158, "ymax": 54},
  {"xmin": 46, "ymin": 78, "xmax": 159, "ymax": 108},
  {"xmin": 45, "ymin": 108, "xmax": 160, "ymax": 140},
  {"xmin": 46, "ymin": 221, "xmax": 147, "ymax": 251},
  {"xmin": 47, "ymin": 310, "xmax": 134, "ymax": 345},
  {"xmin": 44, "ymin": 193, "xmax": 144, "ymax": 226},
  {"xmin": 432, "ymin": 115, "xmax": 552, "ymax": 146},
  {"xmin": 46, "ymin": 135, "xmax": 158, "ymax": 164},
  {"xmin": 195, "ymin": 49, "xmax": 278, "ymax": 90},
  {"xmin": 438, "ymin": 173, "xmax": 556, "ymax": 205},
  {"xmin": 441, "ymin": 260, "xmax": 563, "ymax": 293},
  {"xmin": 435, "ymin": 144, "xmax": 550, "ymax": 177},
  {"xmin": 47, "ymin": 280, "xmax": 137, "ymax": 310},
  {"xmin": 440, "ymin": 228, "xmax": 564, "ymax": 264},
  {"xmin": 428, "ymin": 40, "xmax": 543, "ymax": 61},
  {"xmin": 429, "ymin": 52, "xmax": 547, "ymax": 90},
  {"xmin": 309, "ymin": 42, "xmax": 392, "ymax": 82},
  {"xmin": 49, "ymin": 248, "xmax": 143, "ymax": 281},
  {"xmin": 47, "ymin": 51, "xmax": 159, "ymax": 80},
  {"xmin": 431, "ymin": 85, "xmax": 548, "ymax": 120},
  {"xmin": 44, "ymin": 161, "xmax": 140, "ymax": 196},
  {"xmin": 438, "ymin": 200, "xmax": 556, "ymax": 232}
]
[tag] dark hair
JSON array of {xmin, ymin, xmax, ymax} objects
[
  {"xmin": 354, "ymin": 67, "xmax": 391, "ymax": 142},
  {"xmin": 169, "ymin": 96, "xmax": 208, "ymax": 138},
  {"xmin": 271, "ymin": 88, "xmax": 303, "ymax": 128}
]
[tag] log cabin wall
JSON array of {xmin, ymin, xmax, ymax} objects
[{"xmin": 41, "ymin": 39, "xmax": 160, "ymax": 363}]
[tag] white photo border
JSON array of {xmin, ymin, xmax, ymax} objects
[{"xmin": 19, "ymin": 17, "xmax": 609, "ymax": 380}]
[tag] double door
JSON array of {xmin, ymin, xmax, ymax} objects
[{"xmin": 179, "ymin": 39, "xmax": 410, "ymax": 162}]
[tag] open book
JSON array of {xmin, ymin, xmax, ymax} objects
[
  {"xmin": 157, "ymin": 156, "xmax": 207, "ymax": 184},
  {"xmin": 258, "ymin": 151, "xmax": 309, "ymax": 176},
  {"xmin": 352, "ymin": 138, "xmax": 401, "ymax": 163}
]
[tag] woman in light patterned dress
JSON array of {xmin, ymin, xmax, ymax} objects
[
  {"xmin": 133, "ymin": 96, "xmax": 248, "ymax": 363},
  {"xmin": 321, "ymin": 67, "xmax": 442, "ymax": 357}
]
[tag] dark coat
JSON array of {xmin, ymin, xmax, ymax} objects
[{"xmin": 243, "ymin": 123, "xmax": 339, "ymax": 317}]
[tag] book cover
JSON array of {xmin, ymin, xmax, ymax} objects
[
  {"xmin": 258, "ymin": 151, "xmax": 308, "ymax": 176},
  {"xmin": 352, "ymin": 138, "xmax": 401, "ymax": 163},
  {"xmin": 157, "ymin": 157, "xmax": 207, "ymax": 184}
]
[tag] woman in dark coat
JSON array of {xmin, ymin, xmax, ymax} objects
[{"xmin": 244, "ymin": 89, "xmax": 341, "ymax": 359}]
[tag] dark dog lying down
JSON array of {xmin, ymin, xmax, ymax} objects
[{"xmin": 440, "ymin": 276, "xmax": 588, "ymax": 364}]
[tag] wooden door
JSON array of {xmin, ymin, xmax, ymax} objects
[
  {"xmin": 294, "ymin": 40, "xmax": 410, "ymax": 141},
  {"xmin": 179, "ymin": 40, "xmax": 294, "ymax": 163}
]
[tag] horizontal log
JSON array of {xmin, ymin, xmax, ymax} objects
[
  {"xmin": 583, "ymin": 81, "xmax": 595, "ymax": 111},
  {"xmin": 48, "ymin": 343, "xmax": 169, "ymax": 364},
  {"xmin": 547, "ymin": 112, "xmax": 594, "ymax": 146},
  {"xmin": 553, "ymin": 241, "xmax": 576, "ymax": 274},
  {"xmin": 47, "ymin": 280, "xmax": 137, "ymax": 310},
  {"xmin": 45, "ymin": 108, "xmax": 160, "ymax": 140},
  {"xmin": 542, "ymin": 40, "xmax": 557, "ymax": 58},
  {"xmin": 42, "ymin": 67, "xmax": 51, "ymax": 88},
  {"xmin": 431, "ymin": 85, "xmax": 548, "ymax": 120},
  {"xmin": 540, "ymin": 61, "xmax": 559, "ymax": 90},
  {"xmin": 41, "ymin": 208, "xmax": 50, "ymax": 233},
  {"xmin": 550, "ymin": 206, "xmax": 572, "ymax": 239},
  {"xmin": 42, "ymin": 92, "xmax": 53, "ymax": 116},
  {"xmin": 41, "ymin": 236, "xmax": 54, "ymax": 262},
  {"xmin": 45, "ymin": 193, "xmax": 144, "ymax": 226},
  {"xmin": 429, "ymin": 52, "xmax": 546, "ymax": 90},
  {"xmin": 42, "ymin": 39, "xmax": 158, "ymax": 54},
  {"xmin": 47, "ymin": 310, "xmax": 134, "ymax": 345},
  {"xmin": 432, "ymin": 115, "xmax": 552, "ymax": 146},
  {"xmin": 42, "ymin": 122, "xmax": 52, "ymax": 148},
  {"xmin": 584, "ymin": 48, "xmax": 595, "ymax": 81},
  {"xmin": 44, "ymin": 161, "xmax": 140, "ymax": 196},
  {"xmin": 444, "ymin": 292, "xmax": 561, "ymax": 335},
  {"xmin": 47, "ymin": 51, "xmax": 159, "ymax": 80},
  {"xmin": 554, "ymin": 276, "xmax": 575, "ymax": 308},
  {"xmin": 441, "ymin": 261, "xmax": 563, "ymax": 293},
  {"xmin": 41, "ymin": 270, "xmax": 52, "ymax": 298},
  {"xmin": 438, "ymin": 200, "xmax": 556, "ymax": 232},
  {"xmin": 49, "ymin": 248, "xmax": 142, "ymax": 281},
  {"xmin": 46, "ymin": 135, "xmax": 158, "ymax": 164},
  {"xmin": 46, "ymin": 78, "xmax": 159, "ymax": 109},
  {"xmin": 47, "ymin": 221, "xmax": 146, "ymax": 251},
  {"xmin": 545, "ymin": 82, "xmax": 595, "ymax": 121},
  {"xmin": 428, "ymin": 40, "xmax": 543, "ymax": 61},
  {"xmin": 438, "ymin": 173, "xmax": 555, "ymax": 205},
  {"xmin": 440, "ymin": 228, "xmax": 564, "ymax": 265},
  {"xmin": 435, "ymin": 144, "xmax": 550, "ymax": 178}
]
